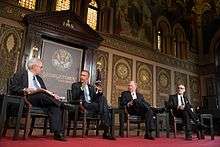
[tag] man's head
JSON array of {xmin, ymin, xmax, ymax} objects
[
  {"xmin": 128, "ymin": 81, "xmax": 137, "ymax": 92},
  {"xmin": 80, "ymin": 70, "xmax": 90, "ymax": 83},
  {"xmin": 177, "ymin": 84, "xmax": 185, "ymax": 95},
  {"xmin": 27, "ymin": 58, "xmax": 43, "ymax": 75}
]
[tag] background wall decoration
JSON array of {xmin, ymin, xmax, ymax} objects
[
  {"xmin": 95, "ymin": 50, "xmax": 109, "ymax": 97},
  {"xmin": 136, "ymin": 61, "xmax": 153, "ymax": 104},
  {"xmin": 0, "ymin": 24, "xmax": 23, "ymax": 93},
  {"xmin": 41, "ymin": 40, "xmax": 83, "ymax": 98},
  {"xmin": 156, "ymin": 67, "xmax": 171, "ymax": 106},
  {"xmin": 111, "ymin": 55, "xmax": 132, "ymax": 106},
  {"xmin": 189, "ymin": 76, "xmax": 201, "ymax": 106}
]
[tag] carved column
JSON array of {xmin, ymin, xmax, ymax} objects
[{"xmin": 192, "ymin": 0, "xmax": 211, "ymax": 63}]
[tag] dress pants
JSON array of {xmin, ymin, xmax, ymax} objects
[
  {"xmin": 83, "ymin": 95, "xmax": 112, "ymax": 129},
  {"xmin": 27, "ymin": 92, "xmax": 64, "ymax": 134},
  {"xmin": 128, "ymin": 99, "xmax": 155, "ymax": 134}
]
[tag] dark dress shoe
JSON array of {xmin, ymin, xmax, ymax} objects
[
  {"xmin": 185, "ymin": 136, "xmax": 192, "ymax": 141},
  {"xmin": 103, "ymin": 133, "xmax": 116, "ymax": 140},
  {"xmin": 144, "ymin": 134, "xmax": 155, "ymax": 140},
  {"xmin": 54, "ymin": 133, "xmax": 66, "ymax": 141}
]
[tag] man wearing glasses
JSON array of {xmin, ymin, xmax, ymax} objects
[
  {"xmin": 9, "ymin": 58, "xmax": 69, "ymax": 141},
  {"xmin": 168, "ymin": 84, "xmax": 205, "ymax": 140}
]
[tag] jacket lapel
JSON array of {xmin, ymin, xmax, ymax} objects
[{"xmin": 24, "ymin": 70, "xmax": 28, "ymax": 88}]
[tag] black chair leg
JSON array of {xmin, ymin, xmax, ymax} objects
[
  {"xmin": 67, "ymin": 119, "xmax": 71, "ymax": 136},
  {"xmin": 43, "ymin": 117, "xmax": 48, "ymax": 136},
  {"xmin": 2, "ymin": 117, "xmax": 9, "ymax": 137},
  {"xmin": 137, "ymin": 123, "xmax": 140, "ymax": 136},
  {"xmin": 86, "ymin": 120, "xmax": 90, "ymax": 135},
  {"xmin": 96, "ymin": 120, "xmax": 99, "ymax": 136},
  {"xmin": 28, "ymin": 117, "xmax": 35, "ymax": 136}
]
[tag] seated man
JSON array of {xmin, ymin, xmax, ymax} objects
[
  {"xmin": 71, "ymin": 70, "xmax": 115, "ymax": 140},
  {"xmin": 9, "ymin": 58, "xmax": 69, "ymax": 141},
  {"xmin": 167, "ymin": 84, "xmax": 205, "ymax": 140},
  {"xmin": 120, "ymin": 81, "xmax": 155, "ymax": 140}
]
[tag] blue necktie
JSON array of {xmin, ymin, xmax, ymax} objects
[
  {"xmin": 83, "ymin": 85, "xmax": 91, "ymax": 103},
  {"xmin": 33, "ymin": 76, "xmax": 40, "ymax": 88}
]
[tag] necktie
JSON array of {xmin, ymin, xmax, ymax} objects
[
  {"xmin": 132, "ymin": 92, "xmax": 137, "ymax": 100},
  {"xmin": 33, "ymin": 76, "xmax": 40, "ymax": 88},
  {"xmin": 180, "ymin": 96, "xmax": 185, "ymax": 107},
  {"xmin": 83, "ymin": 85, "xmax": 91, "ymax": 103}
]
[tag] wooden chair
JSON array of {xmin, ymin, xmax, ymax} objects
[
  {"xmin": 67, "ymin": 89, "xmax": 101, "ymax": 137},
  {"xmin": 2, "ymin": 78, "xmax": 49, "ymax": 139},
  {"xmin": 118, "ymin": 96, "xmax": 145, "ymax": 137},
  {"xmin": 169, "ymin": 108, "xmax": 200, "ymax": 139}
]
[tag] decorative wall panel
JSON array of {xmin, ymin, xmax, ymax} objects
[
  {"xmin": 156, "ymin": 67, "xmax": 171, "ymax": 106},
  {"xmin": 136, "ymin": 61, "xmax": 153, "ymax": 105},
  {"xmin": 174, "ymin": 71, "xmax": 187, "ymax": 92},
  {"xmin": 111, "ymin": 55, "xmax": 132, "ymax": 106},
  {"xmin": 189, "ymin": 76, "xmax": 201, "ymax": 106},
  {"xmin": 0, "ymin": 24, "xmax": 24, "ymax": 93},
  {"xmin": 95, "ymin": 50, "xmax": 109, "ymax": 97}
]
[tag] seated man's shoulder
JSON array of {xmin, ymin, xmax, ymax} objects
[{"xmin": 72, "ymin": 82, "xmax": 81, "ymax": 87}]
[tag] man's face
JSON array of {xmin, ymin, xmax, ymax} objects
[
  {"xmin": 80, "ymin": 71, "xmax": 89, "ymax": 83},
  {"xmin": 32, "ymin": 62, "xmax": 43, "ymax": 75},
  {"xmin": 177, "ymin": 85, "xmax": 185, "ymax": 95},
  {"xmin": 128, "ymin": 81, "xmax": 137, "ymax": 92}
]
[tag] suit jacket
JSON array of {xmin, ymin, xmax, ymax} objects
[
  {"xmin": 121, "ymin": 91, "xmax": 151, "ymax": 115},
  {"xmin": 9, "ymin": 69, "xmax": 46, "ymax": 96},
  {"xmin": 168, "ymin": 94, "xmax": 192, "ymax": 111},
  {"xmin": 71, "ymin": 82, "xmax": 100, "ymax": 104}
]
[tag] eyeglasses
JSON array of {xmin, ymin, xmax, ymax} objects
[{"xmin": 36, "ymin": 65, "xmax": 43, "ymax": 69}]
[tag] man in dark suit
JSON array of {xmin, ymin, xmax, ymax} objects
[
  {"xmin": 168, "ymin": 84, "xmax": 204, "ymax": 140},
  {"xmin": 120, "ymin": 81, "xmax": 155, "ymax": 140},
  {"xmin": 9, "ymin": 58, "xmax": 68, "ymax": 141},
  {"xmin": 71, "ymin": 70, "xmax": 115, "ymax": 140}
]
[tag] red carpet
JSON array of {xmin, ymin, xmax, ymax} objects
[{"xmin": 1, "ymin": 135, "xmax": 220, "ymax": 147}]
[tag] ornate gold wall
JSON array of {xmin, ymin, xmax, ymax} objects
[
  {"xmin": 97, "ymin": 34, "xmax": 200, "ymax": 107},
  {"xmin": 0, "ymin": 23, "xmax": 24, "ymax": 92},
  {"xmin": 111, "ymin": 55, "xmax": 132, "ymax": 106},
  {"xmin": 156, "ymin": 67, "xmax": 171, "ymax": 106},
  {"xmin": 136, "ymin": 61, "xmax": 153, "ymax": 104}
]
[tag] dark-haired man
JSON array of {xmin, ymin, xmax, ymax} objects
[{"xmin": 71, "ymin": 70, "xmax": 115, "ymax": 140}]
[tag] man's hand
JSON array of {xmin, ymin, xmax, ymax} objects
[
  {"xmin": 127, "ymin": 100, "xmax": 133, "ymax": 107},
  {"xmin": 177, "ymin": 105, "xmax": 185, "ymax": 110},
  {"xmin": 95, "ymin": 85, "xmax": 102, "ymax": 93},
  {"xmin": 23, "ymin": 88, "xmax": 38, "ymax": 95}
]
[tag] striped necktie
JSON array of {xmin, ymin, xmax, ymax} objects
[{"xmin": 33, "ymin": 76, "xmax": 40, "ymax": 88}]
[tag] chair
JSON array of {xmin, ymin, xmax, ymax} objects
[
  {"xmin": 2, "ymin": 77, "xmax": 49, "ymax": 139},
  {"xmin": 0, "ymin": 94, "xmax": 24, "ymax": 140},
  {"xmin": 200, "ymin": 113, "xmax": 214, "ymax": 140},
  {"xmin": 67, "ymin": 89, "xmax": 101, "ymax": 137},
  {"xmin": 118, "ymin": 96, "xmax": 145, "ymax": 137},
  {"xmin": 169, "ymin": 108, "xmax": 200, "ymax": 139}
]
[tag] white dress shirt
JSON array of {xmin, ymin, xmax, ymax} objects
[
  {"xmin": 28, "ymin": 70, "xmax": 41, "ymax": 89},
  {"xmin": 177, "ymin": 94, "xmax": 185, "ymax": 108},
  {"xmin": 131, "ymin": 92, "xmax": 137, "ymax": 100}
]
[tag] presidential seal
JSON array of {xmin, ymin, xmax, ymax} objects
[{"xmin": 52, "ymin": 49, "xmax": 72, "ymax": 71}]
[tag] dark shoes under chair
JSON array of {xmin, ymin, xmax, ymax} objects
[
  {"xmin": 144, "ymin": 131, "xmax": 155, "ymax": 140},
  {"xmin": 184, "ymin": 122, "xmax": 207, "ymax": 141},
  {"xmin": 54, "ymin": 133, "xmax": 66, "ymax": 141},
  {"xmin": 102, "ymin": 132, "xmax": 116, "ymax": 140}
]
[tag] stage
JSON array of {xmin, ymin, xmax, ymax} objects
[{"xmin": 1, "ymin": 135, "xmax": 219, "ymax": 147}]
